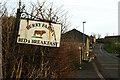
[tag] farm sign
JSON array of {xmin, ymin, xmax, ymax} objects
[{"xmin": 17, "ymin": 19, "xmax": 61, "ymax": 47}]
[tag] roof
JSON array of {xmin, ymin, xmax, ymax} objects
[
  {"xmin": 62, "ymin": 29, "xmax": 89, "ymax": 43},
  {"xmin": 105, "ymin": 35, "xmax": 120, "ymax": 41},
  {"xmin": 105, "ymin": 35, "xmax": 120, "ymax": 38}
]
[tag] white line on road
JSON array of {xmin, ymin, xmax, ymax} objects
[
  {"xmin": 99, "ymin": 44, "xmax": 118, "ymax": 61},
  {"xmin": 93, "ymin": 62, "xmax": 105, "ymax": 80},
  {"xmin": 104, "ymin": 67, "xmax": 120, "ymax": 70},
  {"xmin": 102, "ymin": 64, "xmax": 120, "ymax": 65},
  {"xmin": 100, "ymin": 44, "xmax": 103, "ymax": 54}
]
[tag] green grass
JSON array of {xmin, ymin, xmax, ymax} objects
[{"xmin": 104, "ymin": 42, "xmax": 120, "ymax": 53}]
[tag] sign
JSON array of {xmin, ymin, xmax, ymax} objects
[{"xmin": 17, "ymin": 19, "xmax": 62, "ymax": 47}]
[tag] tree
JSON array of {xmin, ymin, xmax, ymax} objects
[
  {"xmin": 2, "ymin": 0, "xmax": 71, "ymax": 79},
  {"xmin": 98, "ymin": 34, "xmax": 101, "ymax": 39},
  {"xmin": 0, "ymin": 1, "xmax": 8, "ymax": 79},
  {"xmin": 20, "ymin": 0, "xmax": 70, "ymax": 33},
  {"xmin": 0, "ymin": 1, "xmax": 7, "ymax": 18}
]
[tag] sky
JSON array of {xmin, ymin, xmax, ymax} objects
[
  {"xmin": 50, "ymin": 0, "xmax": 119, "ymax": 38},
  {"xmin": 2, "ymin": 0, "xmax": 120, "ymax": 38}
]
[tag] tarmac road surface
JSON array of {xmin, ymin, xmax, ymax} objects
[{"xmin": 94, "ymin": 43, "xmax": 120, "ymax": 79}]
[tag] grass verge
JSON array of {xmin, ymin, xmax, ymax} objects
[{"xmin": 104, "ymin": 43, "xmax": 120, "ymax": 53}]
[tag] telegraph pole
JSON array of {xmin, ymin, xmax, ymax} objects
[
  {"xmin": 83, "ymin": 21, "xmax": 86, "ymax": 44},
  {"xmin": 83, "ymin": 21, "xmax": 86, "ymax": 60}
]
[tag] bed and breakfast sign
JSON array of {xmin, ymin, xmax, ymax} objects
[{"xmin": 17, "ymin": 19, "xmax": 61, "ymax": 47}]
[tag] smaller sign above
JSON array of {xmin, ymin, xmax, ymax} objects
[{"xmin": 17, "ymin": 19, "xmax": 62, "ymax": 47}]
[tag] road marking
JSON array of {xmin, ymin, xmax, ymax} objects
[
  {"xmin": 102, "ymin": 64, "xmax": 120, "ymax": 65},
  {"xmin": 99, "ymin": 44, "xmax": 118, "ymax": 61},
  {"xmin": 93, "ymin": 62, "xmax": 105, "ymax": 80},
  {"xmin": 104, "ymin": 68, "xmax": 120, "ymax": 70},
  {"xmin": 99, "ymin": 44, "xmax": 103, "ymax": 54}
]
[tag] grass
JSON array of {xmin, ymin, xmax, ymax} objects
[{"xmin": 104, "ymin": 42, "xmax": 120, "ymax": 53}]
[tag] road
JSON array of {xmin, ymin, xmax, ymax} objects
[{"xmin": 94, "ymin": 43, "xmax": 120, "ymax": 79}]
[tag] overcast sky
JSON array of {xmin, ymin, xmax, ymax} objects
[
  {"xmin": 3, "ymin": 0, "xmax": 120, "ymax": 38},
  {"xmin": 50, "ymin": 0, "xmax": 119, "ymax": 38}
]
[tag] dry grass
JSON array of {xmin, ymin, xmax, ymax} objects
[
  {"xmin": 49, "ymin": 35, "xmax": 81, "ymax": 78},
  {"xmin": 2, "ymin": 16, "xmax": 81, "ymax": 79}
]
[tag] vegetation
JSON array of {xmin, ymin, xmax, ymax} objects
[
  {"xmin": 104, "ymin": 38, "xmax": 120, "ymax": 54},
  {"xmin": 1, "ymin": 0, "xmax": 81, "ymax": 79},
  {"xmin": 1, "ymin": 16, "xmax": 81, "ymax": 78},
  {"xmin": 104, "ymin": 42, "xmax": 120, "ymax": 53}
]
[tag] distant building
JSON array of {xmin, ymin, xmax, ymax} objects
[
  {"xmin": 62, "ymin": 29, "xmax": 90, "ymax": 60},
  {"xmin": 104, "ymin": 35, "xmax": 120, "ymax": 43},
  {"xmin": 118, "ymin": 1, "xmax": 120, "ymax": 35}
]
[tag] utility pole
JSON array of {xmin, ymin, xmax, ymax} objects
[
  {"xmin": 83, "ymin": 21, "xmax": 86, "ymax": 60},
  {"xmin": 83, "ymin": 21, "xmax": 86, "ymax": 43}
]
